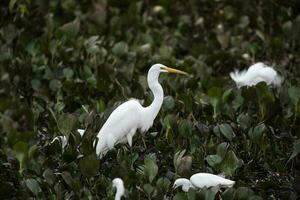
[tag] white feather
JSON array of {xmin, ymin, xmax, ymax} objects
[
  {"xmin": 77, "ymin": 129, "xmax": 85, "ymax": 137},
  {"xmin": 190, "ymin": 173, "xmax": 235, "ymax": 188},
  {"xmin": 230, "ymin": 62, "xmax": 281, "ymax": 88},
  {"xmin": 173, "ymin": 172, "xmax": 235, "ymax": 192},
  {"xmin": 112, "ymin": 178, "xmax": 125, "ymax": 200}
]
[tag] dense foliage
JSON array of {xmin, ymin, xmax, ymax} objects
[{"xmin": 1, "ymin": 0, "xmax": 300, "ymax": 199}]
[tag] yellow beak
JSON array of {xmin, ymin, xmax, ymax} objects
[{"xmin": 161, "ymin": 66, "xmax": 188, "ymax": 75}]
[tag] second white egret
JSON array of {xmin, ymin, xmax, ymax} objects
[
  {"xmin": 112, "ymin": 178, "xmax": 125, "ymax": 200},
  {"xmin": 230, "ymin": 62, "xmax": 281, "ymax": 88},
  {"xmin": 173, "ymin": 173, "xmax": 235, "ymax": 192}
]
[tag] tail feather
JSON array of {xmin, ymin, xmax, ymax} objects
[
  {"xmin": 230, "ymin": 69, "xmax": 246, "ymax": 82},
  {"xmin": 222, "ymin": 179, "xmax": 235, "ymax": 188},
  {"xmin": 273, "ymin": 74, "xmax": 282, "ymax": 86}
]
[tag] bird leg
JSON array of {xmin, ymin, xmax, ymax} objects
[
  {"xmin": 141, "ymin": 135, "xmax": 147, "ymax": 150},
  {"xmin": 126, "ymin": 129, "xmax": 136, "ymax": 147}
]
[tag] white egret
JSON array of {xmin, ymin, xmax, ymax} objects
[
  {"xmin": 173, "ymin": 173, "xmax": 235, "ymax": 192},
  {"xmin": 79, "ymin": 64, "xmax": 187, "ymax": 158},
  {"xmin": 112, "ymin": 178, "xmax": 125, "ymax": 200},
  {"xmin": 230, "ymin": 62, "xmax": 281, "ymax": 88}
]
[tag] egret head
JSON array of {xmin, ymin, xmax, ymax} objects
[
  {"xmin": 112, "ymin": 178, "xmax": 124, "ymax": 189},
  {"xmin": 112, "ymin": 178, "xmax": 125, "ymax": 200},
  {"xmin": 148, "ymin": 64, "xmax": 187, "ymax": 87},
  {"xmin": 149, "ymin": 63, "xmax": 188, "ymax": 75},
  {"xmin": 173, "ymin": 178, "xmax": 193, "ymax": 192}
]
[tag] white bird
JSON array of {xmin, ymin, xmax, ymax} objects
[
  {"xmin": 230, "ymin": 62, "xmax": 281, "ymax": 88},
  {"xmin": 79, "ymin": 64, "xmax": 187, "ymax": 158},
  {"xmin": 112, "ymin": 178, "xmax": 125, "ymax": 200},
  {"xmin": 173, "ymin": 173, "xmax": 235, "ymax": 192}
]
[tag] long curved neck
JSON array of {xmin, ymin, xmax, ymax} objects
[
  {"xmin": 115, "ymin": 191, "xmax": 122, "ymax": 200},
  {"xmin": 146, "ymin": 72, "xmax": 164, "ymax": 120},
  {"xmin": 176, "ymin": 178, "xmax": 193, "ymax": 192},
  {"xmin": 115, "ymin": 186, "xmax": 123, "ymax": 200}
]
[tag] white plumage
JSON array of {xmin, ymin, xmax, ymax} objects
[
  {"xmin": 79, "ymin": 64, "xmax": 187, "ymax": 158},
  {"xmin": 230, "ymin": 62, "xmax": 281, "ymax": 88},
  {"xmin": 112, "ymin": 178, "xmax": 125, "ymax": 200},
  {"xmin": 173, "ymin": 173, "xmax": 235, "ymax": 192}
]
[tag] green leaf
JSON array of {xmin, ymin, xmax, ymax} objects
[
  {"xmin": 28, "ymin": 144, "xmax": 38, "ymax": 159},
  {"xmin": 173, "ymin": 149, "xmax": 186, "ymax": 173},
  {"xmin": 288, "ymin": 86, "xmax": 300, "ymax": 105},
  {"xmin": 205, "ymin": 187, "xmax": 219, "ymax": 200},
  {"xmin": 219, "ymin": 124, "xmax": 235, "ymax": 141},
  {"xmin": 63, "ymin": 68, "xmax": 74, "ymax": 79},
  {"xmin": 143, "ymin": 183, "xmax": 154, "ymax": 196},
  {"xmin": 237, "ymin": 113, "xmax": 252, "ymax": 130},
  {"xmin": 162, "ymin": 114, "xmax": 176, "ymax": 129},
  {"xmin": 57, "ymin": 18, "xmax": 80, "ymax": 38},
  {"xmin": 206, "ymin": 154, "xmax": 222, "ymax": 167},
  {"xmin": 43, "ymin": 168, "xmax": 56, "ymax": 185},
  {"xmin": 235, "ymin": 187, "xmax": 254, "ymax": 200},
  {"xmin": 9, "ymin": 0, "xmax": 18, "ymax": 11},
  {"xmin": 248, "ymin": 124, "xmax": 266, "ymax": 144},
  {"xmin": 142, "ymin": 154, "xmax": 158, "ymax": 183},
  {"xmin": 96, "ymin": 99, "xmax": 106, "ymax": 112},
  {"xmin": 222, "ymin": 88, "xmax": 233, "ymax": 102},
  {"xmin": 220, "ymin": 150, "xmax": 243, "ymax": 176},
  {"xmin": 288, "ymin": 139, "xmax": 300, "ymax": 161},
  {"xmin": 217, "ymin": 142, "xmax": 229, "ymax": 158},
  {"xmin": 249, "ymin": 196, "xmax": 263, "ymax": 200},
  {"xmin": 213, "ymin": 125, "xmax": 221, "ymax": 137},
  {"xmin": 156, "ymin": 177, "xmax": 171, "ymax": 191},
  {"xmin": 187, "ymin": 189, "xmax": 196, "ymax": 200},
  {"xmin": 112, "ymin": 41, "xmax": 128, "ymax": 56},
  {"xmin": 57, "ymin": 113, "xmax": 78, "ymax": 136},
  {"xmin": 13, "ymin": 141, "xmax": 28, "ymax": 171},
  {"xmin": 84, "ymin": 36, "xmax": 101, "ymax": 54},
  {"xmin": 79, "ymin": 154, "xmax": 100, "ymax": 177},
  {"xmin": 61, "ymin": 171, "xmax": 74, "ymax": 189},
  {"xmin": 159, "ymin": 45, "xmax": 173, "ymax": 58},
  {"xmin": 31, "ymin": 79, "xmax": 41, "ymax": 91},
  {"xmin": 163, "ymin": 96, "xmax": 175, "ymax": 110},
  {"xmin": 173, "ymin": 193, "xmax": 188, "ymax": 200},
  {"xmin": 222, "ymin": 187, "xmax": 236, "ymax": 200},
  {"xmin": 178, "ymin": 119, "xmax": 193, "ymax": 137},
  {"xmin": 49, "ymin": 79, "xmax": 62, "ymax": 91},
  {"xmin": 208, "ymin": 87, "xmax": 222, "ymax": 118},
  {"xmin": 25, "ymin": 178, "xmax": 41, "ymax": 196}
]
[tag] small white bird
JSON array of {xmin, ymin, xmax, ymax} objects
[
  {"xmin": 112, "ymin": 178, "xmax": 125, "ymax": 200},
  {"xmin": 173, "ymin": 173, "xmax": 235, "ymax": 192},
  {"xmin": 79, "ymin": 64, "xmax": 187, "ymax": 158},
  {"xmin": 230, "ymin": 62, "xmax": 281, "ymax": 88}
]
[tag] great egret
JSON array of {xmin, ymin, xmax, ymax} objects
[
  {"xmin": 230, "ymin": 62, "xmax": 281, "ymax": 88},
  {"xmin": 112, "ymin": 178, "xmax": 125, "ymax": 200},
  {"xmin": 173, "ymin": 173, "xmax": 235, "ymax": 192},
  {"xmin": 79, "ymin": 64, "xmax": 187, "ymax": 158}
]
